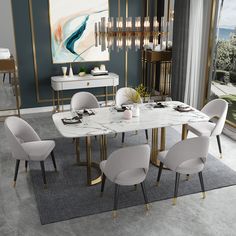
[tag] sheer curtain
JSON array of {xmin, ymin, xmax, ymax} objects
[{"xmin": 184, "ymin": 0, "xmax": 214, "ymax": 109}]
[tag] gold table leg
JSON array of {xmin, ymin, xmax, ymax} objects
[
  {"xmin": 52, "ymin": 90, "xmax": 56, "ymax": 113},
  {"xmin": 160, "ymin": 127, "xmax": 166, "ymax": 151},
  {"xmin": 100, "ymin": 135, "xmax": 107, "ymax": 161},
  {"xmin": 151, "ymin": 128, "xmax": 159, "ymax": 166},
  {"xmin": 57, "ymin": 91, "xmax": 60, "ymax": 112},
  {"xmin": 182, "ymin": 124, "xmax": 188, "ymax": 140},
  {"xmin": 75, "ymin": 136, "xmax": 102, "ymax": 186}
]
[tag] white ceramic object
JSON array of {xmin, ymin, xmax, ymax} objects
[
  {"xmin": 62, "ymin": 67, "xmax": 67, "ymax": 77},
  {"xmin": 94, "ymin": 67, "xmax": 99, "ymax": 71},
  {"xmin": 69, "ymin": 65, "xmax": 74, "ymax": 77},
  {"xmin": 79, "ymin": 72, "xmax": 86, "ymax": 77},
  {"xmin": 123, "ymin": 110, "xmax": 132, "ymax": 120},
  {"xmin": 100, "ymin": 64, "xmax": 106, "ymax": 71},
  {"xmin": 132, "ymin": 104, "xmax": 140, "ymax": 117}
]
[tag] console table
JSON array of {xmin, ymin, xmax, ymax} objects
[{"xmin": 51, "ymin": 73, "xmax": 119, "ymax": 111}]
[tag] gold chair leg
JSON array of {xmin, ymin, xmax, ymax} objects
[
  {"xmin": 172, "ymin": 197, "xmax": 177, "ymax": 205},
  {"xmin": 13, "ymin": 181, "xmax": 16, "ymax": 188},
  {"xmin": 202, "ymin": 192, "xmax": 206, "ymax": 199},
  {"xmin": 112, "ymin": 210, "xmax": 117, "ymax": 219}
]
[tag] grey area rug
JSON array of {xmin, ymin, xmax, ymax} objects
[{"xmin": 29, "ymin": 128, "xmax": 236, "ymax": 225}]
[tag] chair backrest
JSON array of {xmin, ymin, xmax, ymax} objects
[
  {"xmin": 201, "ymin": 99, "xmax": 228, "ymax": 136},
  {"xmin": 4, "ymin": 116, "xmax": 40, "ymax": 160},
  {"xmin": 115, "ymin": 87, "xmax": 142, "ymax": 107},
  {"xmin": 163, "ymin": 136, "xmax": 209, "ymax": 172},
  {"xmin": 104, "ymin": 144, "xmax": 150, "ymax": 182},
  {"xmin": 70, "ymin": 92, "xmax": 99, "ymax": 110}
]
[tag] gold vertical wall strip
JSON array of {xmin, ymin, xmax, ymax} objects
[
  {"xmin": 10, "ymin": 0, "xmax": 21, "ymax": 116},
  {"xmin": 146, "ymin": 0, "xmax": 149, "ymax": 16},
  {"xmin": 118, "ymin": 0, "xmax": 121, "ymax": 17},
  {"xmin": 28, "ymin": 0, "xmax": 40, "ymax": 102},
  {"xmin": 125, "ymin": 0, "xmax": 128, "ymax": 87},
  {"xmin": 203, "ymin": 0, "xmax": 217, "ymax": 107}
]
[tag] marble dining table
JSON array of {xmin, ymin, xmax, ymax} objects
[{"xmin": 52, "ymin": 101, "xmax": 209, "ymax": 186}]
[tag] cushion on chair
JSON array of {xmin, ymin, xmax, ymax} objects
[
  {"xmin": 187, "ymin": 122, "xmax": 216, "ymax": 137},
  {"xmin": 158, "ymin": 150, "xmax": 205, "ymax": 174},
  {"xmin": 114, "ymin": 168, "xmax": 146, "ymax": 186},
  {"xmin": 100, "ymin": 160, "xmax": 146, "ymax": 185},
  {"xmin": 100, "ymin": 160, "xmax": 106, "ymax": 173},
  {"xmin": 157, "ymin": 150, "xmax": 168, "ymax": 163},
  {"xmin": 21, "ymin": 140, "xmax": 55, "ymax": 161},
  {"xmin": 175, "ymin": 158, "xmax": 205, "ymax": 175}
]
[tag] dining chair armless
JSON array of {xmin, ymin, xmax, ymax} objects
[
  {"xmin": 4, "ymin": 116, "xmax": 57, "ymax": 188},
  {"xmin": 71, "ymin": 91, "xmax": 99, "ymax": 110},
  {"xmin": 187, "ymin": 99, "xmax": 228, "ymax": 158},
  {"xmin": 115, "ymin": 87, "xmax": 148, "ymax": 144},
  {"xmin": 100, "ymin": 144, "xmax": 151, "ymax": 218},
  {"xmin": 156, "ymin": 136, "xmax": 210, "ymax": 205}
]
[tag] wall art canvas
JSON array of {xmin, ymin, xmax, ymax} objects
[{"xmin": 49, "ymin": 0, "xmax": 109, "ymax": 63}]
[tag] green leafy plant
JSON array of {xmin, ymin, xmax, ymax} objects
[
  {"xmin": 79, "ymin": 67, "xmax": 86, "ymax": 73},
  {"xmin": 135, "ymin": 84, "xmax": 149, "ymax": 98}
]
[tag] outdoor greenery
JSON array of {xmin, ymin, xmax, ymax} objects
[
  {"xmin": 220, "ymin": 94, "xmax": 236, "ymax": 124},
  {"xmin": 213, "ymin": 32, "xmax": 236, "ymax": 125},
  {"xmin": 216, "ymin": 37, "xmax": 236, "ymax": 72}
]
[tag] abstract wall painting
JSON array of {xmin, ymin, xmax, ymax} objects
[{"xmin": 49, "ymin": 0, "xmax": 109, "ymax": 63}]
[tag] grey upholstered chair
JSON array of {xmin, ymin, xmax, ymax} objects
[
  {"xmin": 71, "ymin": 91, "xmax": 99, "ymax": 110},
  {"xmin": 156, "ymin": 136, "xmax": 210, "ymax": 205},
  {"xmin": 115, "ymin": 87, "xmax": 148, "ymax": 143},
  {"xmin": 4, "ymin": 116, "xmax": 57, "ymax": 188},
  {"xmin": 100, "ymin": 144, "xmax": 151, "ymax": 218},
  {"xmin": 187, "ymin": 99, "xmax": 228, "ymax": 158}
]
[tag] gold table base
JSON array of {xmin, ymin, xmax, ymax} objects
[
  {"xmin": 75, "ymin": 135, "xmax": 107, "ymax": 186},
  {"xmin": 150, "ymin": 125, "xmax": 187, "ymax": 169}
]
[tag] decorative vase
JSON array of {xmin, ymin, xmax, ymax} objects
[
  {"xmin": 132, "ymin": 104, "xmax": 140, "ymax": 117},
  {"xmin": 69, "ymin": 64, "xmax": 74, "ymax": 77},
  {"xmin": 123, "ymin": 109, "xmax": 132, "ymax": 120}
]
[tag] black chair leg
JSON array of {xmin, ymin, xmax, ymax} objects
[
  {"xmin": 13, "ymin": 160, "xmax": 20, "ymax": 187},
  {"xmin": 9, "ymin": 73, "xmax": 11, "ymax": 84},
  {"xmin": 145, "ymin": 129, "xmax": 148, "ymax": 141},
  {"xmin": 3, "ymin": 73, "xmax": 6, "ymax": 83},
  {"xmin": 173, "ymin": 173, "xmax": 180, "ymax": 205},
  {"xmin": 122, "ymin": 132, "xmax": 125, "ymax": 144},
  {"xmin": 113, "ymin": 184, "xmax": 120, "ymax": 218},
  {"xmin": 156, "ymin": 162, "xmax": 163, "ymax": 186},
  {"xmin": 100, "ymin": 174, "xmax": 106, "ymax": 196},
  {"xmin": 141, "ymin": 182, "xmax": 149, "ymax": 204},
  {"xmin": 25, "ymin": 161, "xmax": 28, "ymax": 172},
  {"xmin": 40, "ymin": 161, "xmax": 47, "ymax": 187},
  {"xmin": 216, "ymin": 135, "xmax": 222, "ymax": 158},
  {"xmin": 51, "ymin": 151, "xmax": 57, "ymax": 171},
  {"xmin": 198, "ymin": 172, "xmax": 206, "ymax": 199}
]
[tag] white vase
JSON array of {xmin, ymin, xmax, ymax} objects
[
  {"xmin": 132, "ymin": 104, "xmax": 140, "ymax": 117},
  {"xmin": 69, "ymin": 65, "xmax": 74, "ymax": 77}
]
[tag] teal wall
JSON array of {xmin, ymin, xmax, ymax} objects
[{"xmin": 11, "ymin": 0, "xmax": 147, "ymax": 108}]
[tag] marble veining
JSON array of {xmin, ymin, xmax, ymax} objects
[{"xmin": 52, "ymin": 101, "xmax": 209, "ymax": 138}]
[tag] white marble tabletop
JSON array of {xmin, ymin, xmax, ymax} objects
[{"xmin": 52, "ymin": 101, "xmax": 209, "ymax": 138}]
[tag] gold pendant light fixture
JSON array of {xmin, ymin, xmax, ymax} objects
[{"xmin": 95, "ymin": 1, "xmax": 174, "ymax": 52}]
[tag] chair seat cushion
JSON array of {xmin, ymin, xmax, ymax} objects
[
  {"xmin": 21, "ymin": 140, "xmax": 55, "ymax": 161},
  {"xmin": 158, "ymin": 151, "xmax": 168, "ymax": 163},
  {"xmin": 176, "ymin": 158, "xmax": 205, "ymax": 175},
  {"xmin": 187, "ymin": 122, "xmax": 215, "ymax": 137},
  {"xmin": 158, "ymin": 150, "xmax": 205, "ymax": 174},
  {"xmin": 100, "ymin": 160, "xmax": 146, "ymax": 186}
]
